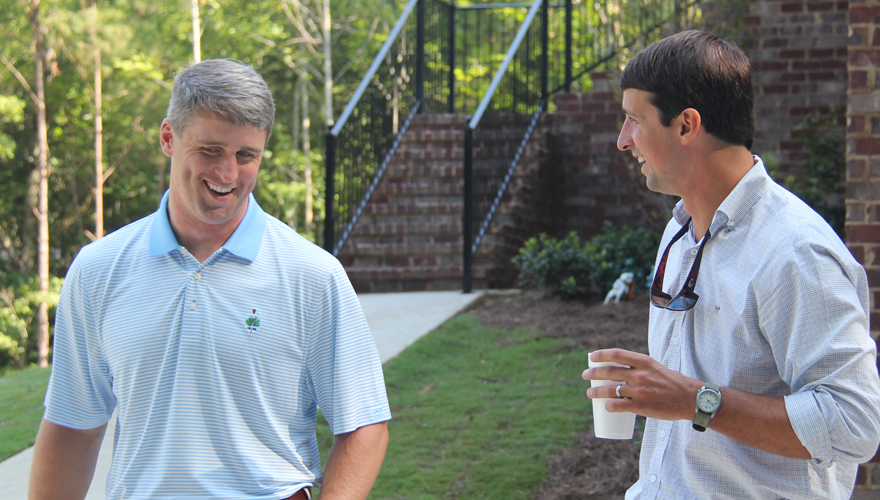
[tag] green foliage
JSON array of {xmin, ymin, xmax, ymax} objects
[
  {"xmin": 0, "ymin": 94, "xmax": 26, "ymax": 159},
  {"xmin": 511, "ymin": 232, "xmax": 592, "ymax": 296},
  {"xmin": 765, "ymin": 108, "xmax": 845, "ymax": 239},
  {"xmin": 0, "ymin": 365, "xmax": 52, "ymax": 461},
  {"xmin": 313, "ymin": 314, "xmax": 588, "ymax": 499},
  {"xmin": 586, "ymin": 222, "xmax": 661, "ymax": 295},
  {"xmin": 0, "ymin": 273, "xmax": 63, "ymax": 370},
  {"xmin": 513, "ymin": 223, "xmax": 660, "ymax": 298}
]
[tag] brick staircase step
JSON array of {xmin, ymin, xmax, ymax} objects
[
  {"xmin": 338, "ymin": 111, "xmax": 548, "ymax": 292},
  {"xmin": 350, "ymin": 221, "xmax": 463, "ymax": 237},
  {"xmin": 362, "ymin": 203, "xmax": 463, "ymax": 216}
]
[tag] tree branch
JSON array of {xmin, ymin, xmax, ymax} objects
[
  {"xmin": 334, "ymin": 15, "xmax": 380, "ymax": 82},
  {"xmin": 55, "ymin": 37, "xmax": 95, "ymax": 97},
  {"xmin": 0, "ymin": 55, "xmax": 40, "ymax": 106},
  {"xmin": 279, "ymin": 0, "xmax": 321, "ymax": 45}
]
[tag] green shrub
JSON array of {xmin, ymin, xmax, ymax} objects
[
  {"xmin": 0, "ymin": 272, "xmax": 62, "ymax": 371},
  {"xmin": 512, "ymin": 223, "xmax": 661, "ymax": 299},
  {"xmin": 586, "ymin": 221, "xmax": 661, "ymax": 294},
  {"xmin": 511, "ymin": 232, "xmax": 592, "ymax": 295}
]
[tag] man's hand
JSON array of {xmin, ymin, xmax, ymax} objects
[
  {"xmin": 582, "ymin": 348, "xmax": 702, "ymax": 421},
  {"xmin": 29, "ymin": 418, "xmax": 107, "ymax": 500},
  {"xmin": 318, "ymin": 421, "xmax": 388, "ymax": 500},
  {"xmin": 581, "ymin": 348, "xmax": 811, "ymax": 459}
]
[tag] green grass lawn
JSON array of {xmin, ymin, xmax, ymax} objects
[
  {"xmin": 0, "ymin": 365, "xmax": 51, "ymax": 462},
  {"xmin": 315, "ymin": 313, "xmax": 592, "ymax": 499}
]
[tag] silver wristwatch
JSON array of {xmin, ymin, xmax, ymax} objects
[{"xmin": 693, "ymin": 382, "xmax": 721, "ymax": 432}]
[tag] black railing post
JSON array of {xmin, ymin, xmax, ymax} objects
[
  {"xmin": 448, "ymin": 2, "xmax": 456, "ymax": 113},
  {"xmin": 564, "ymin": 0, "xmax": 572, "ymax": 92},
  {"xmin": 463, "ymin": 125, "xmax": 474, "ymax": 293},
  {"xmin": 416, "ymin": 0, "xmax": 426, "ymax": 113},
  {"xmin": 541, "ymin": 0, "xmax": 549, "ymax": 99},
  {"xmin": 324, "ymin": 131, "xmax": 336, "ymax": 254}
]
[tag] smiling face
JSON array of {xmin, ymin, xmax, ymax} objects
[
  {"xmin": 617, "ymin": 89, "xmax": 684, "ymax": 196},
  {"xmin": 160, "ymin": 115, "xmax": 268, "ymax": 243}
]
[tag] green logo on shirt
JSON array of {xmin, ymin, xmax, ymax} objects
[{"xmin": 245, "ymin": 309, "xmax": 261, "ymax": 334}]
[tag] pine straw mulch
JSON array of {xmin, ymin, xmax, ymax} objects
[{"xmin": 469, "ymin": 289, "xmax": 650, "ymax": 500}]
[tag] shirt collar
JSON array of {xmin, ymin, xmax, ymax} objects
[
  {"xmin": 149, "ymin": 190, "xmax": 267, "ymax": 262},
  {"xmin": 673, "ymin": 155, "xmax": 772, "ymax": 236}
]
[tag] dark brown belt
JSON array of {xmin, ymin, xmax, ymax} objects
[{"xmin": 282, "ymin": 488, "xmax": 311, "ymax": 500}]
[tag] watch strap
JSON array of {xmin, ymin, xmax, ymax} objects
[{"xmin": 693, "ymin": 408, "xmax": 711, "ymax": 432}]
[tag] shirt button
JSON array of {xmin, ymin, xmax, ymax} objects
[
  {"xmin": 194, "ymin": 272, "xmax": 202, "ymax": 280},
  {"xmin": 650, "ymin": 475, "xmax": 657, "ymax": 483},
  {"xmin": 672, "ymin": 338, "xmax": 680, "ymax": 346},
  {"xmin": 659, "ymin": 430, "xmax": 667, "ymax": 438},
  {"xmin": 189, "ymin": 302, "xmax": 197, "ymax": 310},
  {"xmin": 690, "ymin": 248, "xmax": 698, "ymax": 255}
]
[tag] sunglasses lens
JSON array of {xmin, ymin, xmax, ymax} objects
[
  {"xmin": 650, "ymin": 290, "xmax": 697, "ymax": 311},
  {"xmin": 665, "ymin": 295, "xmax": 697, "ymax": 311},
  {"xmin": 650, "ymin": 291, "xmax": 670, "ymax": 308}
]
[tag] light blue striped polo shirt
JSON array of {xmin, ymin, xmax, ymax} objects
[{"xmin": 45, "ymin": 192, "xmax": 391, "ymax": 500}]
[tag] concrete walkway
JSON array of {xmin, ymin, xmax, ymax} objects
[{"xmin": 0, "ymin": 290, "xmax": 484, "ymax": 500}]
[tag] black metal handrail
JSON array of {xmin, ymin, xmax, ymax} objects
[
  {"xmin": 324, "ymin": 0, "xmax": 451, "ymax": 256},
  {"xmin": 462, "ymin": 0, "xmax": 548, "ymax": 293}
]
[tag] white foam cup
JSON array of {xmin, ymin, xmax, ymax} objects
[{"xmin": 588, "ymin": 354, "xmax": 637, "ymax": 439}]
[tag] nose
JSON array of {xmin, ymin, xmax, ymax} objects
[
  {"xmin": 617, "ymin": 119, "xmax": 633, "ymax": 152},
  {"xmin": 214, "ymin": 153, "xmax": 237, "ymax": 180}
]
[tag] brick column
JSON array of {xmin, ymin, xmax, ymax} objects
[
  {"xmin": 749, "ymin": 0, "xmax": 848, "ymax": 178},
  {"xmin": 848, "ymin": 0, "xmax": 880, "ymax": 495}
]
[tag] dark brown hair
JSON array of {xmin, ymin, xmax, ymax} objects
[{"xmin": 620, "ymin": 30, "xmax": 754, "ymax": 150}]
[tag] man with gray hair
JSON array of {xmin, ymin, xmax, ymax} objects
[{"xmin": 29, "ymin": 59, "xmax": 391, "ymax": 500}]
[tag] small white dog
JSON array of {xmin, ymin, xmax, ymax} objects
[{"xmin": 604, "ymin": 272, "xmax": 634, "ymax": 305}]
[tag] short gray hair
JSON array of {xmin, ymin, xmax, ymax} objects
[{"xmin": 166, "ymin": 59, "xmax": 275, "ymax": 141}]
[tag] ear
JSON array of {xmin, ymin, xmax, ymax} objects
[
  {"xmin": 677, "ymin": 108, "xmax": 702, "ymax": 146},
  {"xmin": 159, "ymin": 119, "xmax": 174, "ymax": 158}
]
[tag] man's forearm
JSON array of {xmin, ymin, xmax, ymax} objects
[
  {"xmin": 318, "ymin": 422, "xmax": 389, "ymax": 500},
  {"xmin": 29, "ymin": 418, "xmax": 106, "ymax": 500},
  {"xmin": 708, "ymin": 387, "xmax": 811, "ymax": 459}
]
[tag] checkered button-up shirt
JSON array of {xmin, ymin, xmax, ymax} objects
[{"xmin": 627, "ymin": 157, "xmax": 880, "ymax": 499}]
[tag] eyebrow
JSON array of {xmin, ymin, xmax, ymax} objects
[{"xmin": 621, "ymin": 105, "xmax": 640, "ymax": 119}]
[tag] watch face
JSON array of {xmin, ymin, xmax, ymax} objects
[{"xmin": 697, "ymin": 390, "xmax": 720, "ymax": 412}]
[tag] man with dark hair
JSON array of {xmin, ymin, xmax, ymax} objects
[
  {"xmin": 28, "ymin": 59, "xmax": 390, "ymax": 500},
  {"xmin": 583, "ymin": 31, "xmax": 880, "ymax": 498}
]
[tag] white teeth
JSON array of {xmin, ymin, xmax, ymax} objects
[
  {"xmin": 206, "ymin": 181, "xmax": 232, "ymax": 194},
  {"xmin": 637, "ymin": 156, "xmax": 646, "ymax": 165}
]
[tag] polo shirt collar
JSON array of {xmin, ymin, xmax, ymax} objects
[{"xmin": 149, "ymin": 190, "xmax": 267, "ymax": 262}]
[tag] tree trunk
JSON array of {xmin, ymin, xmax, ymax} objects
[
  {"xmin": 32, "ymin": 0, "xmax": 50, "ymax": 368},
  {"xmin": 292, "ymin": 74, "xmax": 300, "ymax": 152},
  {"xmin": 300, "ymin": 73, "xmax": 313, "ymax": 236},
  {"xmin": 322, "ymin": 0, "xmax": 333, "ymax": 127},
  {"xmin": 91, "ymin": 2, "xmax": 104, "ymax": 239},
  {"xmin": 191, "ymin": 0, "xmax": 201, "ymax": 62}
]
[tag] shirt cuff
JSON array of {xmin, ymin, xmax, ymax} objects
[{"xmin": 784, "ymin": 390, "xmax": 833, "ymax": 467}]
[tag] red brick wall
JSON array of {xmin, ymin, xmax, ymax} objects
[
  {"xmin": 848, "ymin": 0, "xmax": 880, "ymax": 490},
  {"xmin": 748, "ymin": 1, "xmax": 848, "ymax": 178},
  {"xmin": 550, "ymin": 72, "xmax": 663, "ymax": 239}
]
